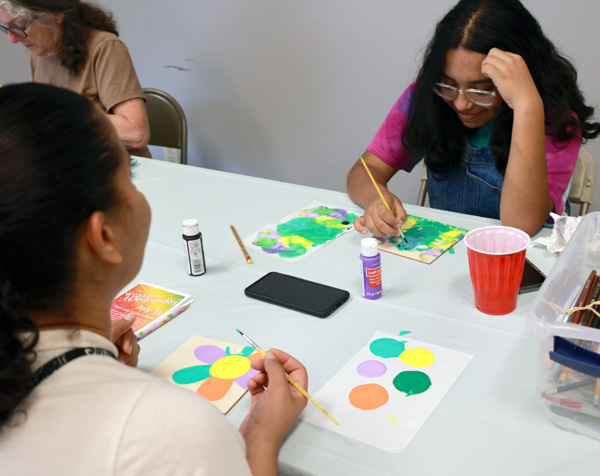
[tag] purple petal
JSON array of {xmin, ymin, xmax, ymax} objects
[
  {"xmin": 194, "ymin": 345, "xmax": 226, "ymax": 364},
  {"xmin": 235, "ymin": 369, "xmax": 259, "ymax": 389}
]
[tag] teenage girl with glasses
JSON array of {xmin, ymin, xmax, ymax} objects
[{"xmin": 347, "ymin": 0, "xmax": 600, "ymax": 237}]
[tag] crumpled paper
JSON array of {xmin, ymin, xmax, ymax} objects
[{"xmin": 530, "ymin": 213, "xmax": 583, "ymax": 253}]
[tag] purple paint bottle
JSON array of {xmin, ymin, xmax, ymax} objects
[{"xmin": 360, "ymin": 238, "xmax": 382, "ymax": 300}]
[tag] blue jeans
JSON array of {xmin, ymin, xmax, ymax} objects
[{"xmin": 427, "ymin": 144, "xmax": 503, "ymax": 219}]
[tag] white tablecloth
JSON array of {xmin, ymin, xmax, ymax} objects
[{"xmin": 131, "ymin": 158, "xmax": 597, "ymax": 475}]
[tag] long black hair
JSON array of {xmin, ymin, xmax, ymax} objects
[
  {"xmin": 0, "ymin": 83, "xmax": 122, "ymax": 428},
  {"xmin": 3, "ymin": 0, "xmax": 119, "ymax": 75},
  {"xmin": 402, "ymin": 0, "xmax": 600, "ymax": 177}
]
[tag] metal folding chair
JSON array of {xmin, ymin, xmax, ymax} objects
[{"xmin": 142, "ymin": 88, "xmax": 188, "ymax": 165}]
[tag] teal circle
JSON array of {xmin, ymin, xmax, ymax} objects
[{"xmin": 369, "ymin": 338, "xmax": 406, "ymax": 358}]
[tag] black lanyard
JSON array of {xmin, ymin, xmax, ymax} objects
[{"xmin": 28, "ymin": 347, "xmax": 117, "ymax": 390}]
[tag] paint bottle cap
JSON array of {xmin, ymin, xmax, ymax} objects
[
  {"xmin": 182, "ymin": 218, "xmax": 200, "ymax": 236},
  {"xmin": 361, "ymin": 237, "xmax": 379, "ymax": 257}
]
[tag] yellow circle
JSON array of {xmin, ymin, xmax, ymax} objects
[
  {"xmin": 210, "ymin": 355, "xmax": 251, "ymax": 379},
  {"xmin": 399, "ymin": 348, "xmax": 435, "ymax": 367}
]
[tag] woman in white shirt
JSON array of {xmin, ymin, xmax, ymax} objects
[{"xmin": 0, "ymin": 82, "xmax": 307, "ymax": 476}]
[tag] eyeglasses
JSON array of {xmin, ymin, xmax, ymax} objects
[
  {"xmin": 433, "ymin": 82, "xmax": 497, "ymax": 107},
  {"xmin": 0, "ymin": 16, "xmax": 38, "ymax": 39}
]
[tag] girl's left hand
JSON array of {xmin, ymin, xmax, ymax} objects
[
  {"xmin": 481, "ymin": 48, "xmax": 542, "ymax": 112},
  {"xmin": 111, "ymin": 312, "xmax": 140, "ymax": 367}
]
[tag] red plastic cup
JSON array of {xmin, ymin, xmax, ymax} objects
[{"xmin": 464, "ymin": 226, "xmax": 530, "ymax": 315}]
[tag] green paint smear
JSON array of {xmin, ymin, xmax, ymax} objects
[
  {"xmin": 275, "ymin": 245, "xmax": 305, "ymax": 259},
  {"xmin": 399, "ymin": 331, "xmax": 411, "ymax": 336},
  {"xmin": 172, "ymin": 364, "xmax": 212, "ymax": 385},
  {"xmin": 370, "ymin": 338, "xmax": 407, "ymax": 358},
  {"xmin": 393, "ymin": 370, "xmax": 432, "ymax": 396},
  {"xmin": 276, "ymin": 217, "xmax": 348, "ymax": 245},
  {"xmin": 254, "ymin": 207, "xmax": 358, "ymax": 259},
  {"xmin": 254, "ymin": 237, "xmax": 278, "ymax": 248}
]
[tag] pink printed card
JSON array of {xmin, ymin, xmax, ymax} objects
[{"xmin": 110, "ymin": 282, "xmax": 193, "ymax": 339}]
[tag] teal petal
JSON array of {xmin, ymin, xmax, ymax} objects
[{"xmin": 172, "ymin": 364, "xmax": 211, "ymax": 384}]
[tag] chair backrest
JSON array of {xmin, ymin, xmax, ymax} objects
[
  {"xmin": 416, "ymin": 166, "xmax": 428, "ymax": 207},
  {"xmin": 142, "ymin": 88, "xmax": 188, "ymax": 165},
  {"xmin": 568, "ymin": 147, "xmax": 596, "ymax": 215}
]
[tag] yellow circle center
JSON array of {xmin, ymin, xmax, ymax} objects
[
  {"xmin": 399, "ymin": 348, "xmax": 435, "ymax": 367},
  {"xmin": 210, "ymin": 355, "xmax": 251, "ymax": 379}
]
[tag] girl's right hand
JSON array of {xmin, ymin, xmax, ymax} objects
[
  {"xmin": 240, "ymin": 349, "xmax": 308, "ymax": 451},
  {"xmin": 354, "ymin": 195, "xmax": 407, "ymax": 238},
  {"xmin": 481, "ymin": 48, "xmax": 542, "ymax": 113}
]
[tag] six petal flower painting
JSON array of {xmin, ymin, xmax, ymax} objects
[{"xmin": 151, "ymin": 335, "xmax": 262, "ymax": 413}]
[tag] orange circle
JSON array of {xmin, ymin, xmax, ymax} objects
[{"xmin": 349, "ymin": 383, "xmax": 389, "ymax": 410}]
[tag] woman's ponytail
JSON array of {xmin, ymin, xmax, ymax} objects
[{"xmin": 0, "ymin": 272, "xmax": 38, "ymax": 428}]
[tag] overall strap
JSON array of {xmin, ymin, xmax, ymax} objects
[{"xmin": 28, "ymin": 347, "xmax": 117, "ymax": 390}]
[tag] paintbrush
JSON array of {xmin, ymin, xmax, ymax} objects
[
  {"xmin": 359, "ymin": 156, "xmax": 407, "ymax": 243},
  {"xmin": 236, "ymin": 329, "xmax": 340, "ymax": 426},
  {"xmin": 230, "ymin": 224, "xmax": 252, "ymax": 264}
]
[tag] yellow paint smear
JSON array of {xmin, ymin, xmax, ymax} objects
[{"xmin": 280, "ymin": 235, "xmax": 314, "ymax": 248}]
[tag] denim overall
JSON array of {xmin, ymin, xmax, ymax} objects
[{"xmin": 427, "ymin": 143, "xmax": 503, "ymax": 219}]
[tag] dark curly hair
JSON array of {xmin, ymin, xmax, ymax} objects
[
  {"xmin": 402, "ymin": 0, "xmax": 600, "ymax": 177},
  {"xmin": 0, "ymin": 83, "xmax": 122, "ymax": 428},
  {"xmin": 3, "ymin": 0, "xmax": 118, "ymax": 75}
]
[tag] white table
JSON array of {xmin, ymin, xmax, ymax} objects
[{"xmin": 131, "ymin": 158, "xmax": 598, "ymax": 475}]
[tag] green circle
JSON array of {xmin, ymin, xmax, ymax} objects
[
  {"xmin": 369, "ymin": 338, "xmax": 406, "ymax": 358},
  {"xmin": 392, "ymin": 371, "xmax": 432, "ymax": 396}
]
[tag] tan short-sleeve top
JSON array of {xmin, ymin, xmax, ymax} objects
[{"xmin": 31, "ymin": 30, "xmax": 151, "ymax": 157}]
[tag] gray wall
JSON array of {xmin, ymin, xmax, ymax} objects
[{"xmin": 2, "ymin": 0, "xmax": 599, "ymax": 211}]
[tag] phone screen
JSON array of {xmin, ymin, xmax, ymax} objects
[
  {"xmin": 244, "ymin": 272, "xmax": 350, "ymax": 318},
  {"xmin": 519, "ymin": 258, "xmax": 546, "ymax": 294}
]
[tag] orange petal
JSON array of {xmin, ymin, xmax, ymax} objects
[
  {"xmin": 248, "ymin": 352, "xmax": 262, "ymax": 361},
  {"xmin": 197, "ymin": 377, "xmax": 233, "ymax": 401}
]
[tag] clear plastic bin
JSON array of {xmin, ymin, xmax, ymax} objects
[{"xmin": 528, "ymin": 212, "xmax": 600, "ymax": 439}]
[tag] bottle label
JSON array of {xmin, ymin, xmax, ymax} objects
[
  {"xmin": 184, "ymin": 239, "xmax": 206, "ymax": 275},
  {"xmin": 365, "ymin": 266, "xmax": 381, "ymax": 287}
]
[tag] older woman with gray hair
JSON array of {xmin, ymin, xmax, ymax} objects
[{"xmin": 0, "ymin": 0, "xmax": 151, "ymax": 157}]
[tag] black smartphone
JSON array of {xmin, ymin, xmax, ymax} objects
[
  {"xmin": 244, "ymin": 272, "xmax": 350, "ymax": 318},
  {"xmin": 519, "ymin": 258, "xmax": 546, "ymax": 294}
]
